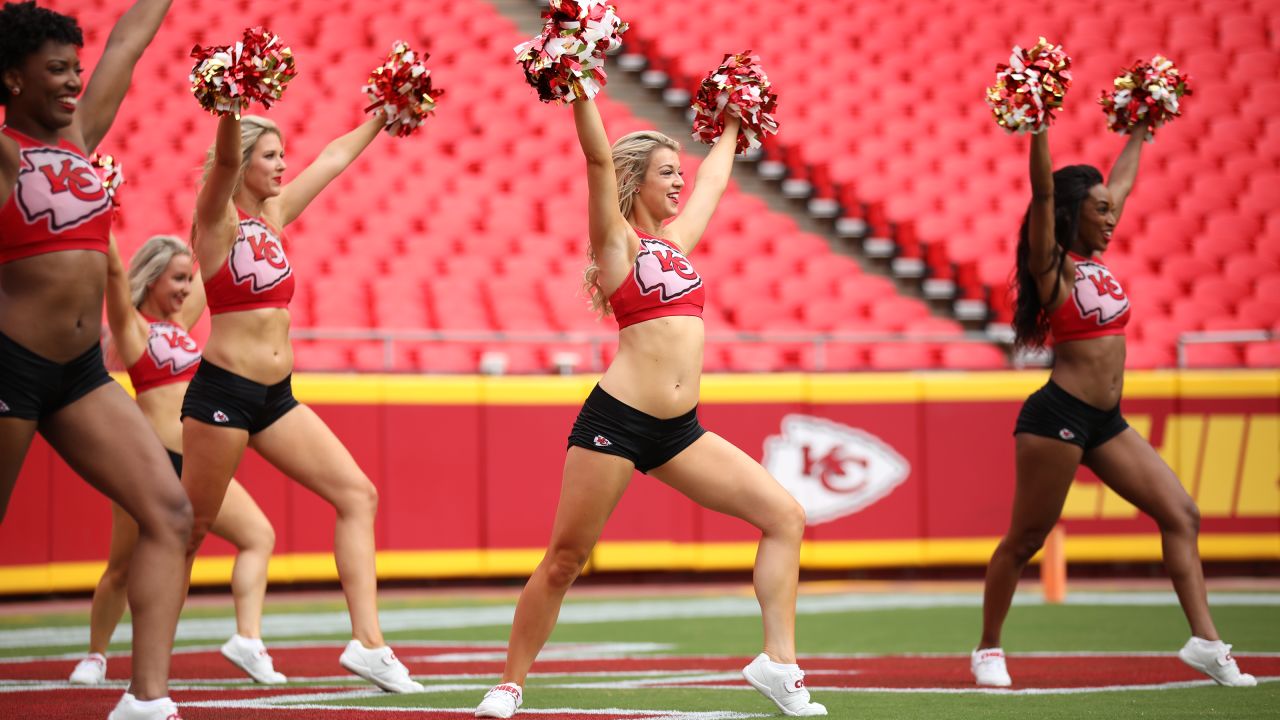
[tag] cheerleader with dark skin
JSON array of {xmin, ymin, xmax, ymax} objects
[
  {"xmin": 0, "ymin": 2, "xmax": 191, "ymax": 717},
  {"xmin": 970, "ymin": 122, "xmax": 1255, "ymax": 688}
]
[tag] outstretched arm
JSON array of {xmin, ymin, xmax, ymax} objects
[
  {"xmin": 193, "ymin": 115, "xmax": 242, "ymax": 274},
  {"xmin": 1107, "ymin": 120, "xmax": 1147, "ymax": 223},
  {"xmin": 105, "ymin": 233, "xmax": 148, "ymax": 366},
  {"xmin": 663, "ymin": 115, "xmax": 740, "ymax": 253},
  {"xmin": 274, "ymin": 114, "xmax": 384, "ymax": 227},
  {"xmin": 74, "ymin": 0, "xmax": 174, "ymax": 152},
  {"xmin": 1026, "ymin": 131, "xmax": 1068, "ymax": 305},
  {"xmin": 178, "ymin": 260, "xmax": 207, "ymax": 331},
  {"xmin": 573, "ymin": 100, "xmax": 630, "ymax": 260}
]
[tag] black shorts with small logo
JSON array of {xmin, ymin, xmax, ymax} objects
[
  {"xmin": 1013, "ymin": 379, "xmax": 1129, "ymax": 451},
  {"xmin": 0, "ymin": 331, "xmax": 114, "ymax": 421},
  {"xmin": 566, "ymin": 384, "xmax": 707, "ymax": 473},
  {"xmin": 181, "ymin": 360, "xmax": 299, "ymax": 434}
]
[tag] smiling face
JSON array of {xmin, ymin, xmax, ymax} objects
[
  {"xmin": 241, "ymin": 131, "xmax": 286, "ymax": 200},
  {"xmin": 634, "ymin": 147, "xmax": 685, "ymax": 222},
  {"xmin": 147, "ymin": 253, "xmax": 194, "ymax": 317},
  {"xmin": 1073, "ymin": 183, "xmax": 1117, "ymax": 255},
  {"xmin": 4, "ymin": 40, "xmax": 82, "ymax": 132}
]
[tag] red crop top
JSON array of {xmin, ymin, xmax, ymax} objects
[
  {"xmin": 126, "ymin": 317, "xmax": 201, "ymax": 393},
  {"xmin": 204, "ymin": 208, "xmax": 295, "ymax": 315},
  {"xmin": 0, "ymin": 126, "xmax": 112, "ymax": 264},
  {"xmin": 1049, "ymin": 252, "xmax": 1130, "ymax": 344},
  {"xmin": 609, "ymin": 228, "xmax": 706, "ymax": 330}
]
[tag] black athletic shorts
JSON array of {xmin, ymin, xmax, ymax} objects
[
  {"xmin": 1014, "ymin": 379, "xmax": 1129, "ymax": 451},
  {"xmin": 567, "ymin": 384, "xmax": 707, "ymax": 473},
  {"xmin": 181, "ymin": 360, "xmax": 299, "ymax": 434},
  {"xmin": 167, "ymin": 449, "xmax": 184, "ymax": 477},
  {"xmin": 0, "ymin": 331, "xmax": 113, "ymax": 421}
]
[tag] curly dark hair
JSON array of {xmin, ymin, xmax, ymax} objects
[
  {"xmin": 0, "ymin": 1, "xmax": 84, "ymax": 107},
  {"xmin": 1011, "ymin": 164, "xmax": 1105, "ymax": 349}
]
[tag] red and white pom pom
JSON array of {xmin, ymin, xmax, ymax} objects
[
  {"xmin": 89, "ymin": 153, "xmax": 123, "ymax": 208},
  {"xmin": 1099, "ymin": 55, "xmax": 1192, "ymax": 141},
  {"xmin": 691, "ymin": 52, "xmax": 779, "ymax": 154},
  {"xmin": 363, "ymin": 41, "xmax": 444, "ymax": 137},
  {"xmin": 189, "ymin": 27, "xmax": 296, "ymax": 117},
  {"xmin": 513, "ymin": 0, "xmax": 628, "ymax": 104},
  {"xmin": 985, "ymin": 37, "xmax": 1073, "ymax": 134}
]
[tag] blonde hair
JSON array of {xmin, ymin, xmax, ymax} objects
[
  {"xmin": 584, "ymin": 131, "xmax": 682, "ymax": 316},
  {"xmin": 200, "ymin": 114, "xmax": 282, "ymax": 192},
  {"xmin": 128, "ymin": 235, "xmax": 191, "ymax": 308}
]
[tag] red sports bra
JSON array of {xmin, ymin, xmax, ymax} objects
[
  {"xmin": 608, "ymin": 228, "xmax": 706, "ymax": 330},
  {"xmin": 204, "ymin": 208, "xmax": 295, "ymax": 315},
  {"xmin": 0, "ymin": 126, "xmax": 112, "ymax": 265},
  {"xmin": 126, "ymin": 316, "xmax": 202, "ymax": 393},
  {"xmin": 1049, "ymin": 252, "xmax": 1130, "ymax": 344}
]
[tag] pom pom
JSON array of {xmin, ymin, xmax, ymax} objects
[
  {"xmin": 985, "ymin": 37, "xmax": 1073, "ymax": 134},
  {"xmin": 89, "ymin": 153, "xmax": 123, "ymax": 208},
  {"xmin": 1099, "ymin": 55, "xmax": 1192, "ymax": 141},
  {"xmin": 363, "ymin": 41, "xmax": 444, "ymax": 137},
  {"xmin": 514, "ymin": 0, "xmax": 628, "ymax": 104},
  {"xmin": 690, "ymin": 51, "xmax": 779, "ymax": 154},
  {"xmin": 189, "ymin": 26, "xmax": 296, "ymax": 117}
]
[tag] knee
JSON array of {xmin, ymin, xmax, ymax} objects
[
  {"xmin": 336, "ymin": 476, "xmax": 379, "ymax": 518},
  {"xmin": 1001, "ymin": 528, "xmax": 1050, "ymax": 567},
  {"xmin": 542, "ymin": 545, "xmax": 590, "ymax": 589},
  {"xmin": 139, "ymin": 489, "xmax": 193, "ymax": 548},
  {"xmin": 763, "ymin": 496, "xmax": 807, "ymax": 541},
  {"xmin": 1159, "ymin": 497, "xmax": 1201, "ymax": 537},
  {"xmin": 101, "ymin": 562, "xmax": 130, "ymax": 591}
]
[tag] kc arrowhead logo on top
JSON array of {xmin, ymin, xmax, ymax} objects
[
  {"xmin": 763, "ymin": 414, "xmax": 910, "ymax": 525},
  {"xmin": 15, "ymin": 147, "xmax": 111, "ymax": 232},
  {"xmin": 634, "ymin": 237, "xmax": 701, "ymax": 302},
  {"xmin": 230, "ymin": 218, "xmax": 292, "ymax": 292},
  {"xmin": 1072, "ymin": 259, "xmax": 1129, "ymax": 325},
  {"xmin": 145, "ymin": 322, "xmax": 201, "ymax": 375}
]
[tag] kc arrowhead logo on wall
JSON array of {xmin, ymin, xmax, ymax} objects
[
  {"xmin": 15, "ymin": 147, "xmax": 111, "ymax": 232},
  {"xmin": 762, "ymin": 414, "xmax": 910, "ymax": 525}
]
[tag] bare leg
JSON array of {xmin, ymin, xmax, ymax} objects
[
  {"xmin": 0, "ymin": 417, "xmax": 38, "ymax": 523},
  {"xmin": 1085, "ymin": 428, "xmax": 1218, "ymax": 640},
  {"xmin": 500, "ymin": 447, "xmax": 634, "ymax": 685},
  {"xmin": 180, "ymin": 418, "xmax": 249, "ymax": 572},
  {"xmin": 41, "ymin": 384, "xmax": 191, "ymax": 701},
  {"xmin": 650, "ymin": 433, "xmax": 807, "ymax": 663},
  {"xmin": 978, "ymin": 434, "xmax": 1081, "ymax": 649},
  {"xmin": 250, "ymin": 405, "xmax": 384, "ymax": 647},
  {"xmin": 209, "ymin": 478, "xmax": 275, "ymax": 639},
  {"xmin": 87, "ymin": 502, "xmax": 138, "ymax": 655}
]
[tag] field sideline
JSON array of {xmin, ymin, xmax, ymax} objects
[{"xmin": 2, "ymin": 581, "xmax": 1277, "ymax": 719}]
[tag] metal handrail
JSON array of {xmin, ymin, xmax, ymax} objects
[{"xmin": 1175, "ymin": 330, "xmax": 1276, "ymax": 368}]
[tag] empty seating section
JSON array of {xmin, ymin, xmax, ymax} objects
[
  {"xmin": 65, "ymin": 0, "xmax": 1275, "ymax": 371},
  {"xmin": 621, "ymin": 0, "xmax": 1280, "ymax": 368}
]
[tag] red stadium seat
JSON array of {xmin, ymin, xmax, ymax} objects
[
  {"xmin": 1244, "ymin": 342, "xmax": 1280, "ymax": 368},
  {"xmin": 1181, "ymin": 343, "xmax": 1244, "ymax": 369},
  {"xmin": 940, "ymin": 343, "xmax": 1007, "ymax": 370}
]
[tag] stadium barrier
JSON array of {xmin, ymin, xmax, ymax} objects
[{"xmin": 1, "ymin": 370, "xmax": 1275, "ymax": 594}]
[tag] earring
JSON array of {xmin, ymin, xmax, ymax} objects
[{"xmin": 8, "ymin": 87, "xmax": 18, "ymax": 96}]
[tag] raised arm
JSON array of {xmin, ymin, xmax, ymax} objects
[
  {"xmin": 178, "ymin": 259, "xmax": 207, "ymax": 331},
  {"xmin": 192, "ymin": 115, "xmax": 242, "ymax": 276},
  {"xmin": 74, "ymin": 0, "xmax": 174, "ymax": 152},
  {"xmin": 105, "ymin": 233, "xmax": 148, "ymax": 366},
  {"xmin": 1106, "ymin": 120, "xmax": 1148, "ymax": 223},
  {"xmin": 663, "ymin": 115, "xmax": 740, "ymax": 253},
  {"xmin": 272, "ymin": 114, "xmax": 384, "ymax": 227},
  {"xmin": 573, "ymin": 99, "xmax": 630, "ymax": 259},
  {"xmin": 1026, "ymin": 131, "xmax": 1068, "ymax": 305}
]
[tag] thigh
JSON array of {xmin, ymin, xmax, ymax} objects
[
  {"xmin": 40, "ymin": 383, "xmax": 187, "ymax": 522},
  {"xmin": 1084, "ymin": 427, "xmax": 1192, "ymax": 523},
  {"xmin": 249, "ymin": 405, "xmax": 368, "ymax": 505},
  {"xmin": 649, "ymin": 432, "xmax": 796, "ymax": 527},
  {"xmin": 0, "ymin": 418, "xmax": 38, "ymax": 520},
  {"xmin": 1007, "ymin": 433, "xmax": 1084, "ymax": 534},
  {"xmin": 210, "ymin": 478, "xmax": 272, "ymax": 545},
  {"xmin": 182, "ymin": 418, "xmax": 250, "ymax": 522},
  {"xmin": 547, "ymin": 447, "xmax": 635, "ymax": 551}
]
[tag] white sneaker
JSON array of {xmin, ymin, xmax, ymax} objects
[
  {"xmin": 741, "ymin": 653, "xmax": 827, "ymax": 716},
  {"xmin": 107, "ymin": 692, "xmax": 183, "ymax": 719},
  {"xmin": 475, "ymin": 682, "xmax": 522, "ymax": 718},
  {"xmin": 338, "ymin": 639, "xmax": 424, "ymax": 693},
  {"xmin": 971, "ymin": 647, "xmax": 1012, "ymax": 687},
  {"xmin": 1178, "ymin": 637, "xmax": 1257, "ymax": 687},
  {"xmin": 69, "ymin": 653, "xmax": 107, "ymax": 685},
  {"xmin": 220, "ymin": 634, "xmax": 287, "ymax": 684}
]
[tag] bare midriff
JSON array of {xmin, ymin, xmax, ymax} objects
[
  {"xmin": 1050, "ymin": 334, "xmax": 1127, "ymax": 410},
  {"xmin": 599, "ymin": 315, "xmax": 704, "ymax": 419},
  {"xmin": 203, "ymin": 308, "xmax": 294, "ymax": 385},
  {"xmin": 0, "ymin": 250, "xmax": 107, "ymax": 361},
  {"xmin": 136, "ymin": 382, "xmax": 187, "ymax": 453}
]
